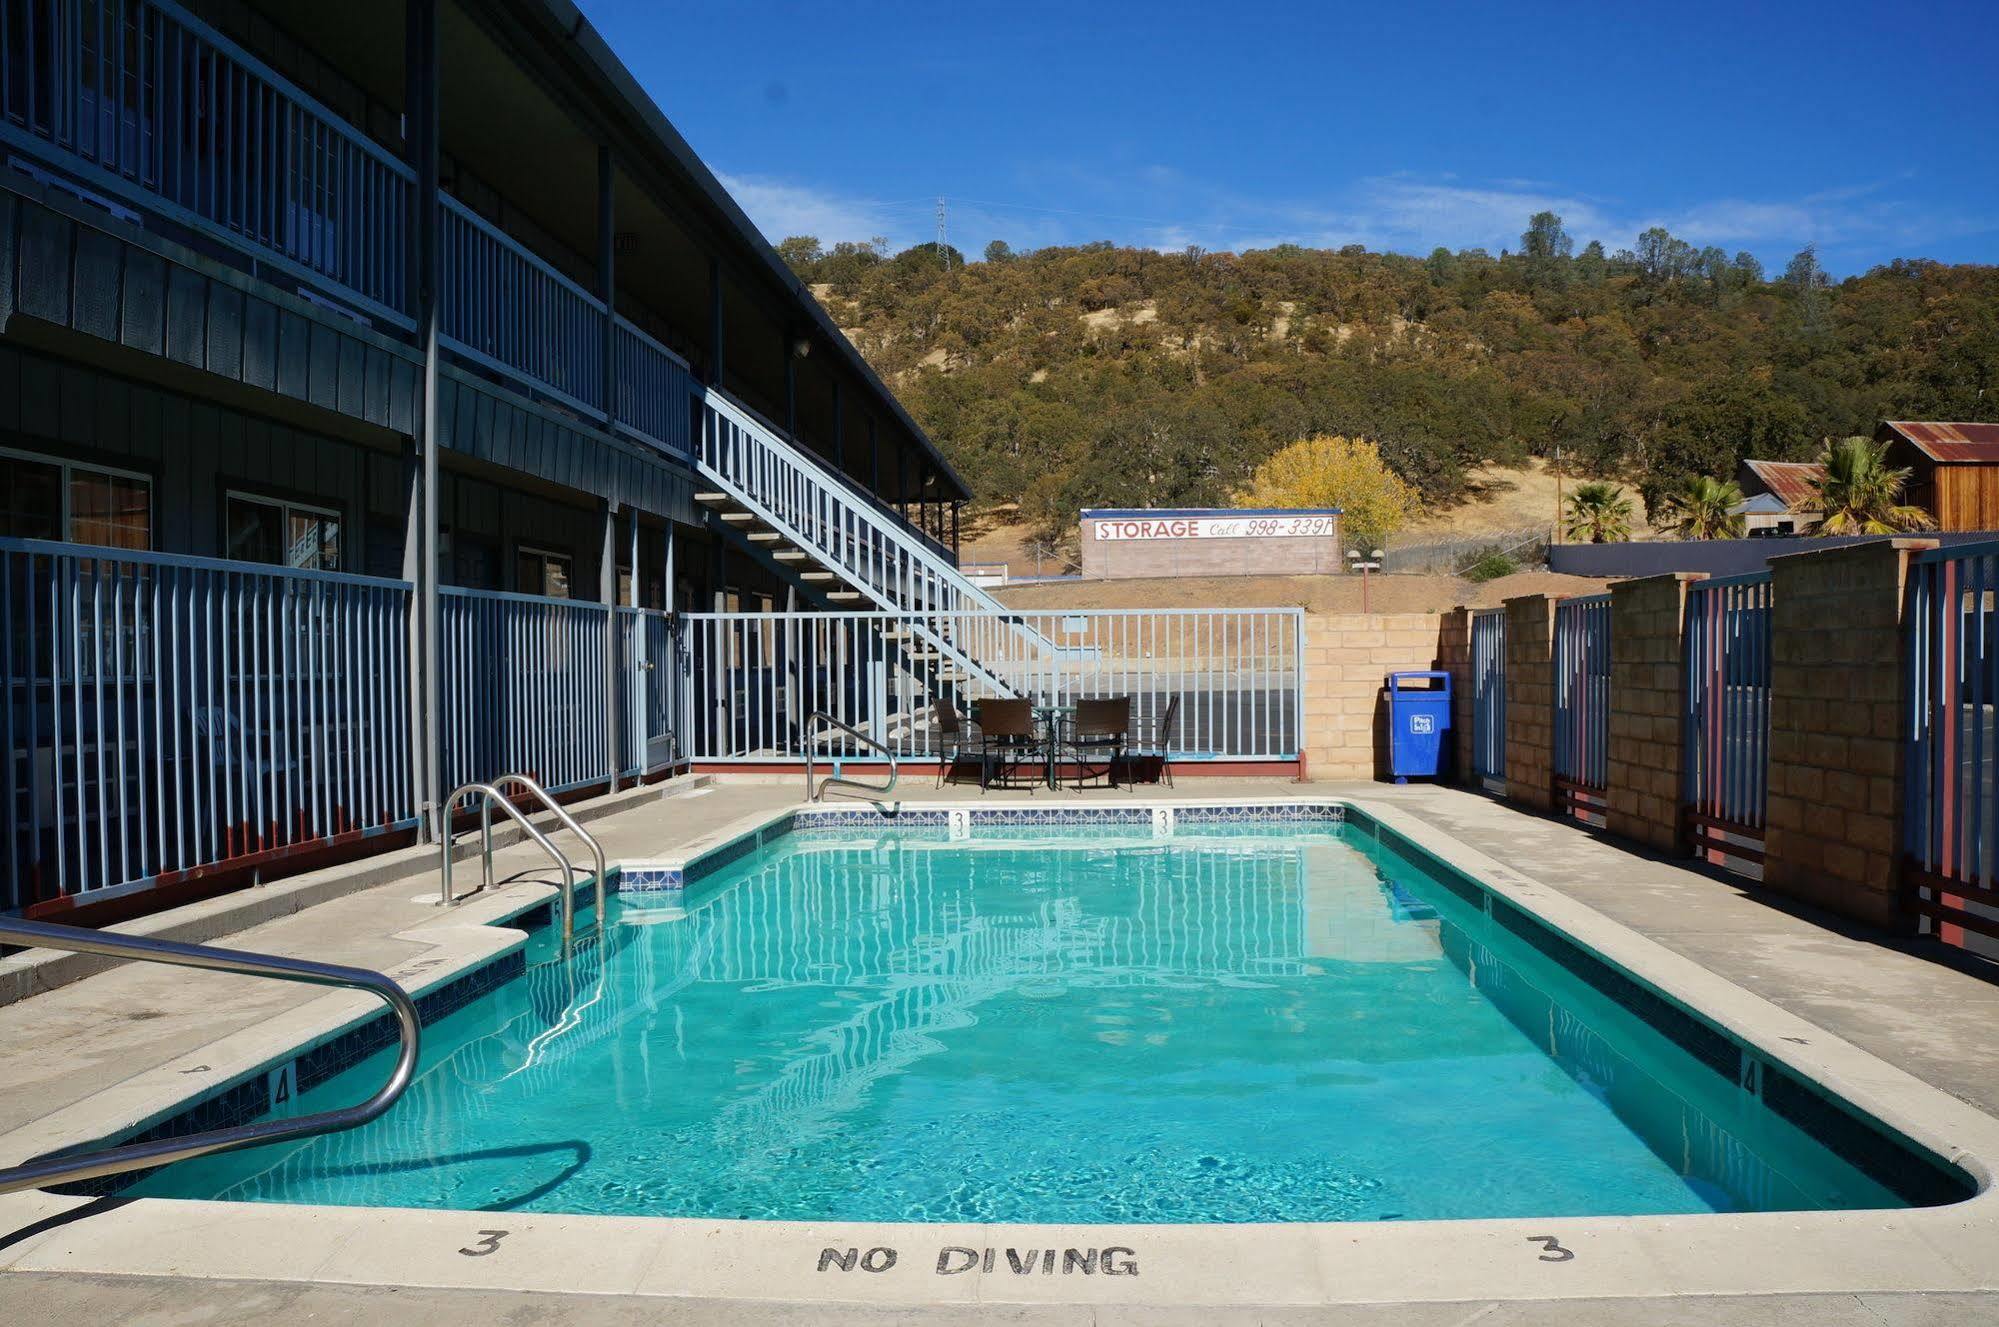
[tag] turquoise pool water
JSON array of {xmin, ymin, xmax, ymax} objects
[{"xmin": 129, "ymin": 819, "xmax": 1941, "ymax": 1222}]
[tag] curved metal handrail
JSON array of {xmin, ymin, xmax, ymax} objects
[
  {"xmin": 489, "ymin": 773, "xmax": 607, "ymax": 931},
  {"xmin": 440, "ymin": 782, "xmax": 587, "ymax": 945},
  {"xmin": 803, "ymin": 711, "xmax": 899, "ymax": 803},
  {"xmin": 0, "ymin": 917, "xmax": 420, "ymax": 1197}
]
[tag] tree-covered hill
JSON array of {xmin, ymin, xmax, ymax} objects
[{"xmin": 774, "ymin": 218, "xmax": 1999, "ymax": 539}]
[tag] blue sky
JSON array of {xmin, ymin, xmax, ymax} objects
[{"xmin": 585, "ymin": 0, "xmax": 1999, "ymax": 276}]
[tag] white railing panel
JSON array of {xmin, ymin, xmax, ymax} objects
[{"xmin": 677, "ymin": 608, "xmax": 1303, "ymax": 764}]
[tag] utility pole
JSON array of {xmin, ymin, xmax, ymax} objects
[{"xmin": 1552, "ymin": 444, "xmax": 1563, "ymax": 545}]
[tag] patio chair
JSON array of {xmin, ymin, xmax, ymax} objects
[
  {"xmin": 932, "ymin": 697, "xmax": 980, "ymax": 787},
  {"xmin": 1059, "ymin": 696, "xmax": 1132, "ymax": 790},
  {"xmin": 975, "ymin": 697, "xmax": 1045, "ymax": 791},
  {"xmin": 1140, "ymin": 694, "xmax": 1180, "ymax": 787}
]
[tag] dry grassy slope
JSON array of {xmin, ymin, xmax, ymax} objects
[{"xmin": 1395, "ymin": 458, "xmax": 1650, "ymax": 542}]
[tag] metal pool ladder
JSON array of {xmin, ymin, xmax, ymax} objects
[
  {"xmin": 0, "ymin": 917, "xmax": 420, "ymax": 1197},
  {"xmin": 440, "ymin": 774, "xmax": 607, "ymax": 945},
  {"xmin": 804, "ymin": 711, "xmax": 899, "ymax": 803}
]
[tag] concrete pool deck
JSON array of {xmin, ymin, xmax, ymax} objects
[{"xmin": 2, "ymin": 777, "xmax": 1998, "ymax": 1323}]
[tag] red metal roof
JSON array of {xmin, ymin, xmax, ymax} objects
[
  {"xmin": 1880, "ymin": 421, "xmax": 1999, "ymax": 463},
  {"xmin": 1741, "ymin": 460, "xmax": 1823, "ymax": 512}
]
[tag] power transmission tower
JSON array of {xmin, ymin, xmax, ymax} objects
[{"xmin": 935, "ymin": 197, "xmax": 948, "ymax": 267}]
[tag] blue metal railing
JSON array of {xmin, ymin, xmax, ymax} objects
[
  {"xmin": 439, "ymin": 586, "xmax": 613, "ymax": 798},
  {"xmin": 615, "ymin": 604, "xmax": 681, "ymax": 779},
  {"xmin": 0, "ymin": 0, "xmax": 414, "ymax": 322},
  {"xmin": 612, "ymin": 317, "xmax": 695, "ymax": 458},
  {"xmin": 678, "ymin": 607, "xmax": 1302, "ymax": 765},
  {"xmin": 0, "ymin": 538, "xmax": 416, "ymax": 913},
  {"xmin": 1552, "ymin": 593, "xmax": 1610, "ymax": 816},
  {"xmin": 1684, "ymin": 573, "xmax": 1770, "ymax": 870},
  {"xmin": 1905, "ymin": 540, "xmax": 1999, "ymax": 946},
  {"xmin": 0, "ymin": 0, "xmax": 707, "ymax": 462},
  {"xmin": 437, "ymin": 194, "xmax": 606, "ymax": 417},
  {"xmin": 1470, "ymin": 607, "xmax": 1506, "ymax": 789}
]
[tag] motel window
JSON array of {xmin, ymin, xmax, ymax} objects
[
  {"xmin": 0, "ymin": 448, "xmax": 152, "ymax": 549},
  {"xmin": 615, "ymin": 565, "xmax": 666, "ymax": 610},
  {"xmin": 516, "ymin": 546, "xmax": 573, "ymax": 599},
  {"xmin": 225, "ymin": 493, "xmax": 342, "ymax": 571},
  {"xmin": 439, "ymin": 529, "xmax": 500, "ymax": 591}
]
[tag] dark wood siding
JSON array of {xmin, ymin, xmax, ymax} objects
[
  {"xmin": 0, "ymin": 184, "xmax": 696, "ymax": 527},
  {"xmin": 0, "ymin": 343, "xmax": 398, "ymax": 567}
]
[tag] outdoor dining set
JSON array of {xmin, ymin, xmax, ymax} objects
[{"xmin": 932, "ymin": 695, "xmax": 1180, "ymax": 791}]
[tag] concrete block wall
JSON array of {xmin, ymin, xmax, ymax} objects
[
  {"xmin": 1435, "ymin": 608, "xmax": 1475, "ymax": 783},
  {"xmin": 1502, "ymin": 595, "xmax": 1557, "ymax": 811},
  {"xmin": 1762, "ymin": 539, "xmax": 1932, "ymax": 929},
  {"xmin": 1605, "ymin": 574, "xmax": 1703, "ymax": 851},
  {"xmin": 1302, "ymin": 613, "xmax": 1450, "ymax": 782}
]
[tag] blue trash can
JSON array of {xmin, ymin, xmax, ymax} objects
[{"xmin": 1386, "ymin": 671, "xmax": 1452, "ymax": 783}]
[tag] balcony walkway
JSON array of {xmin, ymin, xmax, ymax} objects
[{"xmin": 0, "ymin": 778, "xmax": 1995, "ymax": 1324}]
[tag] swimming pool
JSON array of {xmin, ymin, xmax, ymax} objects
[{"xmin": 117, "ymin": 805, "xmax": 1969, "ymax": 1225}]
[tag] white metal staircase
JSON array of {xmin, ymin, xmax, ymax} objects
[{"xmin": 694, "ymin": 389, "xmax": 1062, "ymax": 692}]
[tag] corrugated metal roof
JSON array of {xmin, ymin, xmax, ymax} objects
[
  {"xmin": 1880, "ymin": 421, "xmax": 1999, "ymax": 463},
  {"xmin": 1742, "ymin": 460, "xmax": 1824, "ymax": 512}
]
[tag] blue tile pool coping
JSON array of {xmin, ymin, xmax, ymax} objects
[{"xmin": 42, "ymin": 798, "xmax": 1977, "ymax": 1215}]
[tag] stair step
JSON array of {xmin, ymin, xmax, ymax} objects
[
  {"xmin": 694, "ymin": 491, "xmax": 734, "ymax": 507},
  {"xmin": 747, "ymin": 531, "xmax": 784, "ymax": 544},
  {"xmin": 719, "ymin": 512, "xmax": 758, "ymax": 525},
  {"xmin": 905, "ymin": 649, "xmax": 942, "ymax": 662},
  {"xmin": 799, "ymin": 570, "xmax": 839, "ymax": 583},
  {"xmin": 827, "ymin": 590, "xmax": 865, "ymax": 603},
  {"xmin": 772, "ymin": 549, "xmax": 811, "ymax": 563}
]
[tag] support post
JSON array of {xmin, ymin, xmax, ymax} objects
[
  {"xmin": 603, "ymin": 503, "xmax": 620, "ymax": 793},
  {"xmin": 598, "ymin": 144, "xmax": 616, "ymax": 424},
  {"xmin": 1606, "ymin": 573, "xmax": 1704, "ymax": 851},
  {"xmin": 707, "ymin": 257, "xmax": 725, "ymax": 387},
  {"xmin": 626, "ymin": 511, "xmax": 642, "ymax": 778},
  {"xmin": 405, "ymin": 0, "xmax": 442, "ymax": 841},
  {"xmin": 1764, "ymin": 539, "xmax": 1933, "ymax": 928},
  {"xmin": 664, "ymin": 522, "xmax": 677, "ymax": 613},
  {"xmin": 1502, "ymin": 594, "xmax": 1558, "ymax": 812},
  {"xmin": 832, "ymin": 378, "xmax": 844, "ymax": 473},
  {"xmin": 784, "ymin": 335, "xmax": 797, "ymax": 441}
]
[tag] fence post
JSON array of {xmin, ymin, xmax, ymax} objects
[
  {"xmin": 1502, "ymin": 594, "xmax": 1558, "ymax": 810},
  {"xmin": 1763, "ymin": 539, "xmax": 1934, "ymax": 928},
  {"xmin": 1606, "ymin": 573, "xmax": 1704, "ymax": 851}
]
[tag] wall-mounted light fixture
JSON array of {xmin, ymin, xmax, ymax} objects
[{"xmin": 791, "ymin": 337, "xmax": 812, "ymax": 359}]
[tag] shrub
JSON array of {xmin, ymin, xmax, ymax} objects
[{"xmin": 1457, "ymin": 546, "xmax": 1520, "ymax": 583}]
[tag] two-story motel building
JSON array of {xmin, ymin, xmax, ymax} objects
[{"xmin": 0, "ymin": 0, "xmax": 990, "ymax": 920}]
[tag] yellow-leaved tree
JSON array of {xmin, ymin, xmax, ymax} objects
[{"xmin": 1234, "ymin": 436, "xmax": 1419, "ymax": 549}]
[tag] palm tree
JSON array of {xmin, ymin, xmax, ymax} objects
[
  {"xmin": 1661, "ymin": 475, "xmax": 1745, "ymax": 540},
  {"xmin": 1809, "ymin": 436, "xmax": 1936, "ymax": 535},
  {"xmin": 1563, "ymin": 481, "xmax": 1635, "ymax": 544}
]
